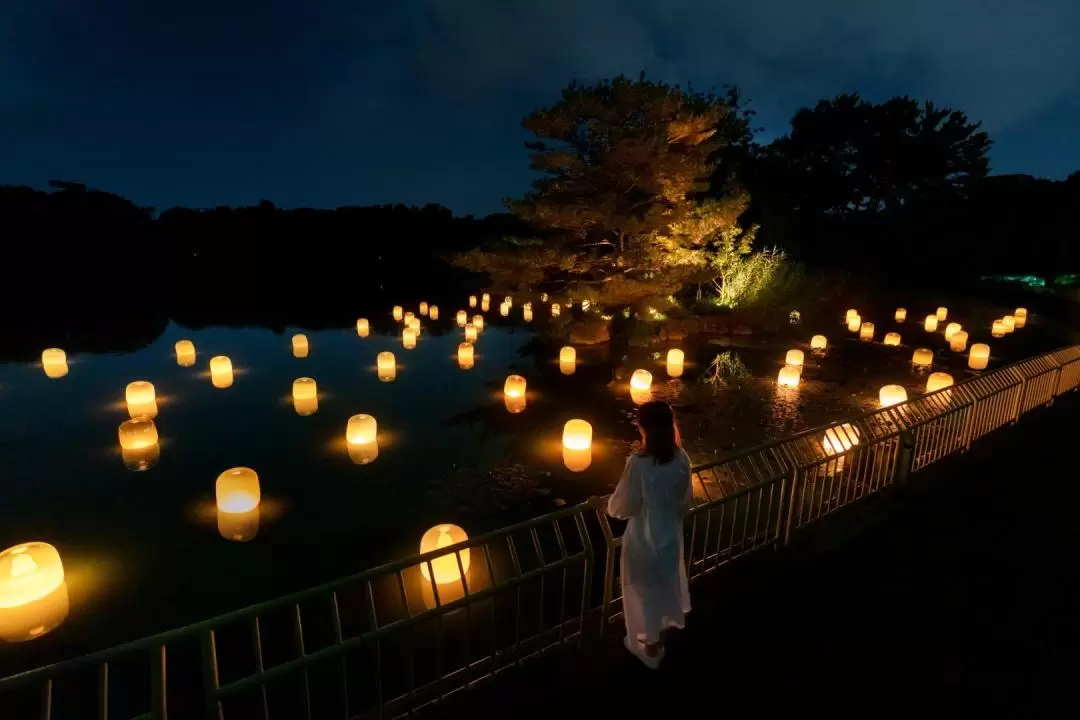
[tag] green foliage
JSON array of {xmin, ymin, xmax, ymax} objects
[
  {"xmin": 712, "ymin": 248, "xmax": 784, "ymax": 308},
  {"xmin": 702, "ymin": 351, "xmax": 751, "ymax": 386}
]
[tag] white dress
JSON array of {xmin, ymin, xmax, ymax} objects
[{"xmin": 607, "ymin": 449, "xmax": 692, "ymax": 644}]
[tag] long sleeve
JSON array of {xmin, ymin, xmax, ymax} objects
[{"xmin": 607, "ymin": 456, "xmax": 642, "ymax": 520}]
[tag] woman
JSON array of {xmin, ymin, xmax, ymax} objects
[{"xmin": 595, "ymin": 400, "xmax": 692, "ymax": 669}]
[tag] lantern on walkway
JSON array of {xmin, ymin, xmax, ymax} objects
[
  {"xmin": 879, "ymin": 384, "xmax": 907, "ymax": 408},
  {"xmin": 41, "ymin": 348, "xmax": 67, "ymax": 379},
  {"xmin": 1014, "ymin": 308, "xmax": 1028, "ymax": 328},
  {"xmin": 216, "ymin": 467, "xmax": 261, "ymax": 514},
  {"xmin": 175, "ymin": 339, "xmax": 196, "ymax": 367},
  {"xmin": 292, "ymin": 334, "xmax": 309, "ymax": 358},
  {"xmin": 563, "ymin": 419, "xmax": 592, "ymax": 451},
  {"xmin": 810, "ymin": 335, "xmax": 827, "ymax": 351},
  {"xmin": 847, "ymin": 314, "xmax": 861, "ymax": 332},
  {"xmin": 911, "ymin": 348, "xmax": 933, "ymax": 367},
  {"xmin": 777, "ymin": 365, "xmax": 801, "ymax": 388},
  {"xmin": 936, "ymin": 307, "xmax": 948, "ymax": 322},
  {"xmin": 924, "ymin": 315, "xmax": 939, "ymax": 332},
  {"xmin": 884, "ymin": 332, "xmax": 901, "ymax": 346},
  {"xmin": 457, "ymin": 343, "xmax": 474, "ymax": 370},
  {"xmin": 895, "ymin": 308, "xmax": 907, "ymax": 322},
  {"xmin": 0, "ymin": 543, "xmax": 65, "ymax": 611},
  {"xmin": 393, "ymin": 306, "xmax": 403, "ymax": 322},
  {"xmin": 464, "ymin": 324, "xmax": 478, "ymax": 343},
  {"xmin": 785, "ymin": 349, "xmax": 805, "ymax": 367},
  {"xmin": 822, "ymin": 423, "xmax": 860, "ymax": 455},
  {"xmin": 292, "ymin": 377, "xmax": 318, "ymax": 416},
  {"xmin": 473, "ymin": 315, "xmax": 484, "ymax": 332},
  {"xmin": 860, "ymin": 322, "xmax": 874, "ymax": 342},
  {"xmin": 666, "ymin": 349, "xmax": 685, "ymax": 377},
  {"xmin": 504, "ymin": 375, "xmax": 527, "ymax": 399},
  {"xmin": 125, "ymin": 380, "xmax": 157, "ymax": 419},
  {"xmin": 402, "ymin": 328, "xmax": 417, "ymax": 349},
  {"xmin": 926, "ymin": 372, "xmax": 954, "ymax": 394},
  {"xmin": 419, "ymin": 525, "xmax": 471, "ymax": 585},
  {"xmin": 377, "ymin": 352, "xmax": 396, "ymax": 382},
  {"xmin": 949, "ymin": 331, "xmax": 968, "ymax": 352},
  {"xmin": 991, "ymin": 320, "xmax": 1006, "ymax": 338},
  {"xmin": 969, "ymin": 344, "xmax": 990, "ymax": 370},
  {"xmin": 357, "ymin": 319, "xmax": 369, "ymax": 337},
  {"xmin": 210, "ymin": 356, "xmax": 233, "ymax": 388}
]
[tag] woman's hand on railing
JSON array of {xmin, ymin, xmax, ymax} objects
[{"xmin": 586, "ymin": 495, "xmax": 608, "ymax": 513}]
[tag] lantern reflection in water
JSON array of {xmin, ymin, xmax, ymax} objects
[
  {"xmin": 218, "ymin": 509, "xmax": 260, "ymax": 542},
  {"xmin": 377, "ymin": 352, "xmax": 396, "ymax": 382},
  {"xmin": 210, "ymin": 356, "xmax": 233, "ymax": 388},
  {"xmin": 482, "ymin": 293, "xmax": 490, "ymax": 305},
  {"xmin": 292, "ymin": 377, "xmax": 318, "ymax": 416},
  {"xmin": 419, "ymin": 525, "xmax": 471, "ymax": 585},
  {"xmin": 895, "ymin": 308, "xmax": 907, "ymax": 322},
  {"xmin": 936, "ymin": 307, "xmax": 948, "ymax": 322},
  {"xmin": 472, "ymin": 315, "xmax": 484, "ymax": 332},
  {"xmin": 175, "ymin": 339, "xmax": 196, "ymax": 367},
  {"xmin": 969, "ymin": 344, "xmax": 990, "ymax": 370},
  {"xmin": 118, "ymin": 416, "xmax": 157, "ymax": 451},
  {"xmin": 912, "ymin": 348, "xmax": 934, "ymax": 367},
  {"xmin": 292, "ymin": 334, "xmax": 309, "ymax": 358},
  {"xmin": 860, "ymin": 322, "xmax": 874, "ymax": 342},
  {"xmin": 41, "ymin": 348, "xmax": 68, "ymax": 379},
  {"xmin": 785, "ymin": 349, "xmax": 804, "ymax": 367},
  {"xmin": 822, "ymin": 423, "xmax": 860, "ymax": 455},
  {"xmin": 926, "ymin": 372, "xmax": 954, "ymax": 394},
  {"xmin": 457, "ymin": 343, "xmax": 474, "ymax": 370},
  {"xmin": 346, "ymin": 414, "xmax": 378, "ymax": 464},
  {"xmin": 356, "ymin": 318, "xmax": 369, "ymax": 337},
  {"xmin": 0, "ymin": 543, "xmax": 69, "ymax": 642},
  {"xmin": 884, "ymin": 332, "xmax": 901, "ymax": 346},
  {"xmin": 429, "ymin": 306, "xmax": 439, "ymax": 321},
  {"xmin": 125, "ymin": 380, "xmax": 157, "ymax": 418},
  {"xmin": 949, "ymin": 330, "xmax": 968, "ymax": 352},
  {"xmin": 810, "ymin": 335, "xmax": 827, "ymax": 351},
  {"xmin": 404, "ymin": 312, "xmax": 415, "ymax": 326},
  {"xmin": 847, "ymin": 314, "xmax": 861, "ymax": 332},
  {"xmin": 777, "ymin": 365, "xmax": 801, "ymax": 388},
  {"xmin": 666, "ymin": 349, "xmax": 685, "ymax": 377},
  {"xmin": 924, "ymin": 315, "xmax": 939, "ymax": 332},
  {"xmin": 504, "ymin": 395, "xmax": 527, "ymax": 414},
  {"xmin": 393, "ymin": 306, "xmax": 403, "ymax": 322},
  {"xmin": 878, "ymin": 384, "xmax": 907, "ymax": 408},
  {"xmin": 464, "ymin": 324, "xmax": 478, "ymax": 343}
]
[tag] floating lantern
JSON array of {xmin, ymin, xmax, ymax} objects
[
  {"xmin": 630, "ymin": 387, "xmax": 652, "ymax": 405},
  {"xmin": 822, "ymin": 423, "xmax": 860, "ymax": 455},
  {"xmin": 356, "ymin": 319, "xmax": 369, "ymax": 337},
  {"xmin": 936, "ymin": 307, "xmax": 948, "ymax": 322},
  {"xmin": 216, "ymin": 467, "xmax": 261, "ymax": 515},
  {"xmin": 540, "ymin": 293, "xmax": 549, "ymax": 302},
  {"xmin": 551, "ymin": 303, "xmax": 561, "ymax": 317},
  {"xmin": 419, "ymin": 525, "xmax": 471, "ymax": 585},
  {"xmin": 559, "ymin": 346, "xmax": 576, "ymax": 375},
  {"xmin": 175, "ymin": 339, "xmax": 196, "ymax": 367},
  {"xmin": 125, "ymin": 380, "xmax": 158, "ymax": 419},
  {"xmin": 457, "ymin": 343, "xmax": 474, "ymax": 370},
  {"xmin": 404, "ymin": 312, "xmax": 415, "ymax": 325},
  {"xmin": 1002, "ymin": 315, "xmax": 1016, "ymax": 333},
  {"xmin": 118, "ymin": 416, "xmax": 158, "ymax": 450},
  {"xmin": 860, "ymin": 322, "xmax": 874, "ymax": 342},
  {"xmin": 810, "ymin": 335, "xmax": 828, "ymax": 350},
  {"xmin": 419, "ymin": 302, "xmax": 429, "ymax": 316},
  {"xmin": 393, "ymin": 306, "xmax": 403, "ymax": 322},
  {"xmin": 944, "ymin": 323, "xmax": 962, "ymax": 341},
  {"xmin": 292, "ymin": 378, "xmax": 318, "ymax": 416},
  {"xmin": 884, "ymin": 332, "xmax": 901, "ymax": 346},
  {"xmin": 630, "ymin": 369, "xmax": 653, "ymax": 392},
  {"xmin": 41, "ymin": 348, "xmax": 67, "ymax": 379},
  {"xmin": 924, "ymin": 315, "xmax": 939, "ymax": 332},
  {"xmin": 346, "ymin": 413, "xmax": 378, "ymax": 446},
  {"xmin": 991, "ymin": 320, "xmax": 1006, "ymax": 338},
  {"xmin": 785, "ymin": 349, "xmax": 805, "ymax": 367},
  {"xmin": 879, "ymin": 384, "xmax": 908, "ymax": 408},
  {"xmin": 845, "ymin": 309, "xmax": 859, "ymax": 322},
  {"xmin": 469, "ymin": 296, "xmax": 477, "ymax": 308},
  {"xmin": 911, "ymin": 348, "xmax": 933, "ymax": 367},
  {"xmin": 504, "ymin": 374, "xmax": 527, "ymax": 399},
  {"xmin": 500, "ymin": 303, "xmax": 510, "ymax": 317},
  {"xmin": 291, "ymin": 334, "xmax": 309, "ymax": 358},
  {"xmin": 456, "ymin": 310, "xmax": 468, "ymax": 327},
  {"xmin": 472, "ymin": 315, "xmax": 484, "ymax": 332},
  {"xmin": 0, "ymin": 551, "xmax": 68, "ymax": 643},
  {"xmin": 1014, "ymin": 308, "xmax": 1027, "ymax": 328},
  {"xmin": 402, "ymin": 328, "xmax": 417, "ymax": 349},
  {"xmin": 777, "ymin": 365, "xmax": 801, "ymax": 388},
  {"xmin": 0, "ymin": 543, "xmax": 65, "ymax": 613},
  {"xmin": 377, "ymin": 352, "xmax": 396, "ymax": 382},
  {"xmin": 210, "ymin": 356, "xmax": 233, "ymax": 388},
  {"xmin": 505, "ymin": 394, "xmax": 527, "ymax": 414},
  {"xmin": 407, "ymin": 317, "xmax": 421, "ymax": 332},
  {"xmin": 481, "ymin": 298, "xmax": 490, "ymax": 312},
  {"xmin": 503, "ymin": 296, "xmax": 512, "ymax": 307},
  {"xmin": 847, "ymin": 314, "xmax": 861, "ymax": 332},
  {"xmin": 523, "ymin": 306, "xmax": 533, "ymax": 322},
  {"xmin": 949, "ymin": 330, "xmax": 968, "ymax": 352},
  {"xmin": 562, "ymin": 419, "xmax": 593, "ymax": 451},
  {"xmin": 563, "ymin": 447, "xmax": 592, "ymax": 472},
  {"xmin": 429, "ymin": 306, "xmax": 439, "ymax": 321},
  {"xmin": 969, "ymin": 344, "xmax": 990, "ymax": 370},
  {"xmin": 218, "ymin": 508, "xmax": 259, "ymax": 542},
  {"xmin": 666, "ymin": 349, "xmax": 685, "ymax": 377},
  {"xmin": 895, "ymin": 308, "xmax": 907, "ymax": 322},
  {"xmin": 926, "ymin": 372, "xmax": 954, "ymax": 394},
  {"xmin": 464, "ymin": 324, "xmax": 478, "ymax": 343}
]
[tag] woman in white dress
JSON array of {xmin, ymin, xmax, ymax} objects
[{"xmin": 597, "ymin": 401, "xmax": 692, "ymax": 668}]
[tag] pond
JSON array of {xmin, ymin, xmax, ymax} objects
[{"xmin": 0, "ymin": 296, "xmax": 1065, "ymax": 673}]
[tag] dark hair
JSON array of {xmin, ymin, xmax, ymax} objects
[{"xmin": 637, "ymin": 401, "xmax": 680, "ymax": 465}]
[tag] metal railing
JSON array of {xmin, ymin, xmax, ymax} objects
[{"xmin": 3, "ymin": 345, "xmax": 1078, "ymax": 719}]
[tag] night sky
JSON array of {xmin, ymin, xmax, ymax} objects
[{"xmin": 3, "ymin": 0, "xmax": 1078, "ymax": 215}]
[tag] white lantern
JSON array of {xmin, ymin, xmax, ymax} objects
[
  {"xmin": 884, "ymin": 332, "xmax": 901, "ymax": 346},
  {"xmin": 292, "ymin": 334, "xmax": 309, "ymax": 358},
  {"xmin": 630, "ymin": 369, "xmax": 653, "ymax": 391},
  {"xmin": 924, "ymin": 315, "xmax": 939, "ymax": 332},
  {"xmin": 949, "ymin": 330, "xmax": 968, "ymax": 352},
  {"xmin": 469, "ymin": 296, "xmax": 477, "ymax": 308},
  {"xmin": 481, "ymin": 293, "xmax": 490, "ymax": 305},
  {"xmin": 481, "ymin": 297, "xmax": 490, "ymax": 312},
  {"xmin": 41, "ymin": 348, "xmax": 68, "ymax": 379},
  {"xmin": 210, "ymin": 356, "xmax": 233, "ymax": 388},
  {"xmin": 968, "ymin": 344, "xmax": 990, "ymax": 370},
  {"xmin": 777, "ymin": 365, "xmax": 801, "ymax": 388},
  {"xmin": 810, "ymin": 335, "xmax": 827, "ymax": 350},
  {"xmin": 216, "ymin": 467, "xmax": 261, "ymax": 513},
  {"xmin": 878, "ymin": 384, "xmax": 908, "ymax": 408},
  {"xmin": 500, "ymin": 303, "xmax": 510, "ymax": 317},
  {"xmin": 523, "ymin": 306, "xmax": 533, "ymax": 322},
  {"xmin": 895, "ymin": 308, "xmax": 907, "ymax": 322},
  {"xmin": 457, "ymin": 310, "xmax": 468, "ymax": 327},
  {"xmin": 356, "ymin": 318, "xmax": 370, "ymax": 337},
  {"xmin": 845, "ymin": 309, "xmax": 859, "ymax": 322},
  {"xmin": 458, "ymin": 343, "xmax": 474, "ymax": 370},
  {"xmin": 911, "ymin": 348, "xmax": 933, "ymax": 367},
  {"xmin": 666, "ymin": 349, "xmax": 685, "ymax": 377},
  {"xmin": 419, "ymin": 525, "xmax": 471, "ymax": 585},
  {"xmin": 377, "ymin": 352, "xmax": 396, "ymax": 382},
  {"xmin": 926, "ymin": 372, "xmax": 954, "ymax": 394},
  {"xmin": 346, "ymin": 414, "xmax": 378, "ymax": 445},
  {"xmin": 785, "ymin": 349, "xmax": 805, "ymax": 367},
  {"xmin": 504, "ymin": 374, "xmax": 527, "ymax": 399},
  {"xmin": 859, "ymin": 322, "xmax": 874, "ymax": 342},
  {"xmin": 175, "ymin": 339, "xmax": 196, "ymax": 367},
  {"xmin": 0, "ymin": 543, "xmax": 65, "ymax": 610},
  {"xmin": 822, "ymin": 423, "xmax": 860, "ymax": 455}
]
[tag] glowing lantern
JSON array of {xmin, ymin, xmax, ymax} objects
[
  {"xmin": 782, "ymin": 349, "xmax": 803, "ymax": 367},
  {"xmin": 402, "ymin": 328, "xmax": 417, "ymax": 349},
  {"xmin": 118, "ymin": 416, "xmax": 158, "ymax": 450},
  {"xmin": 292, "ymin": 377, "xmax": 318, "ymax": 416},
  {"xmin": 469, "ymin": 295, "xmax": 477, "ymax": 308},
  {"xmin": 895, "ymin": 308, "xmax": 907, "ymax": 322},
  {"xmin": 666, "ymin": 349, "xmax": 685, "ymax": 377},
  {"xmin": 357, "ymin": 318, "xmax": 370, "ymax": 337},
  {"xmin": 551, "ymin": 303, "xmax": 561, "ymax": 317},
  {"xmin": 458, "ymin": 342, "xmax": 474, "ymax": 370},
  {"xmin": 541, "ymin": 293, "xmax": 549, "ymax": 302},
  {"xmin": 216, "ymin": 467, "xmax": 261, "ymax": 515},
  {"xmin": 404, "ymin": 312, "xmax": 415, "ymax": 326},
  {"xmin": 377, "ymin": 352, "xmax": 396, "ymax": 382},
  {"xmin": 482, "ymin": 293, "xmax": 490, "ymax": 305},
  {"xmin": 464, "ymin": 324, "xmax": 478, "ymax": 343},
  {"xmin": 630, "ymin": 369, "xmax": 653, "ymax": 392},
  {"xmin": 504, "ymin": 374, "xmax": 527, "ymax": 399},
  {"xmin": 481, "ymin": 298, "xmax": 490, "ymax": 312},
  {"xmin": 393, "ymin": 306, "xmax": 403, "ymax": 322},
  {"xmin": 860, "ymin": 322, "xmax": 874, "ymax": 341},
  {"xmin": 936, "ymin": 307, "xmax": 948, "ymax": 322},
  {"xmin": 346, "ymin": 414, "xmax": 378, "ymax": 445},
  {"xmin": 630, "ymin": 388, "xmax": 651, "ymax": 405},
  {"xmin": 218, "ymin": 508, "xmax": 259, "ymax": 542},
  {"xmin": 175, "ymin": 339, "xmax": 196, "ymax": 367},
  {"xmin": 926, "ymin": 372, "xmax": 954, "ymax": 394},
  {"xmin": 810, "ymin": 335, "xmax": 828, "ymax": 350},
  {"xmin": 563, "ymin": 446, "xmax": 592, "ymax": 472},
  {"xmin": 500, "ymin": 303, "xmax": 510, "ymax": 317},
  {"xmin": 559, "ymin": 346, "xmax": 576, "ymax": 375},
  {"xmin": 822, "ymin": 423, "xmax": 860, "ymax": 455},
  {"xmin": 41, "ymin": 348, "xmax": 67, "ymax": 379},
  {"xmin": 879, "ymin": 384, "xmax": 908, "ymax": 408},
  {"xmin": 847, "ymin": 314, "xmax": 862, "ymax": 332},
  {"xmin": 1014, "ymin": 308, "xmax": 1027, "ymax": 328},
  {"xmin": 419, "ymin": 525, "xmax": 471, "ymax": 585},
  {"xmin": 911, "ymin": 348, "xmax": 933, "ymax": 367},
  {"xmin": 884, "ymin": 332, "xmax": 901, "ymax": 346},
  {"xmin": 845, "ymin": 309, "xmax": 859, "ymax": 322},
  {"xmin": 429, "ymin": 306, "xmax": 439, "ymax": 321},
  {"xmin": 563, "ymin": 419, "xmax": 593, "ymax": 451},
  {"xmin": 991, "ymin": 320, "xmax": 1006, "ymax": 338},
  {"xmin": 456, "ymin": 310, "xmax": 468, "ymax": 327},
  {"xmin": 407, "ymin": 317, "xmax": 421, "ymax": 332},
  {"xmin": 125, "ymin": 380, "xmax": 157, "ymax": 419},
  {"xmin": 0, "ymin": 543, "xmax": 65, "ymax": 611},
  {"xmin": 777, "ymin": 365, "xmax": 801, "ymax": 388},
  {"xmin": 1002, "ymin": 315, "xmax": 1016, "ymax": 333},
  {"xmin": 944, "ymin": 323, "xmax": 962, "ymax": 341},
  {"xmin": 969, "ymin": 344, "xmax": 990, "ymax": 370},
  {"xmin": 210, "ymin": 356, "xmax": 233, "ymax": 388},
  {"xmin": 292, "ymin": 334, "xmax": 309, "ymax": 358},
  {"xmin": 523, "ymin": 306, "xmax": 533, "ymax": 322},
  {"xmin": 922, "ymin": 315, "xmax": 938, "ymax": 332},
  {"xmin": 503, "ymin": 296, "xmax": 512, "ymax": 307},
  {"xmin": 949, "ymin": 331, "xmax": 968, "ymax": 352},
  {"xmin": 419, "ymin": 302, "xmax": 429, "ymax": 316},
  {"xmin": 505, "ymin": 395, "xmax": 527, "ymax": 414},
  {"xmin": 472, "ymin": 315, "xmax": 484, "ymax": 332}
]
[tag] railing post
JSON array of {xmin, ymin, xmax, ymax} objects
[
  {"xmin": 1009, "ymin": 377, "xmax": 1025, "ymax": 423},
  {"xmin": 1048, "ymin": 366, "xmax": 1062, "ymax": 406},
  {"xmin": 781, "ymin": 469, "xmax": 801, "ymax": 547},
  {"xmin": 200, "ymin": 631, "xmax": 223, "ymax": 720},
  {"xmin": 594, "ymin": 510, "xmax": 618, "ymax": 637},
  {"xmin": 961, "ymin": 398, "xmax": 976, "ymax": 450},
  {"xmin": 894, "ymin": 430, "xmax": 916, "ymax": 489}
]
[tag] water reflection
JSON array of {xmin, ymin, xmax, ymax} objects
[
  {"xmin": 562, "ymin": 447, "xmax": 592, "ymax": 472},
  {"xmin": 0, "ymin": 582, "xmax": 69, "ymax": 643},
  {"xmin": 504, "ymin": 395, "xmax": 527, "ymax": 414},
  {"xmin": 347, "ymin": 442, "xmax": 379, "ymax": 465},
  {"xmin": 122, "ymin": 442, "xmax": 160, "ymax": 471},
  {"xmin": 217, "ymin": 508, "xmax": 260, "ymax": 542}
]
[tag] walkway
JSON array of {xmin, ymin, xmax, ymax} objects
[{"xmin": 428, "ymin": 395, "xmax": 1080, "ymax": 719}]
